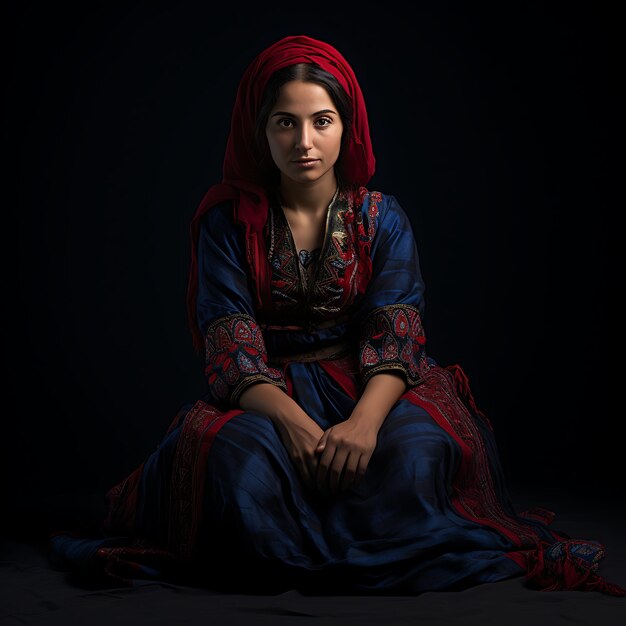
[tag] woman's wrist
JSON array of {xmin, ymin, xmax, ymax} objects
[
  {"xmin": 349, "ymin": 371, "xmax": 408, "ymax": 430},
  {"xmin": 348, "ymin": 406, "xmax": 387, "ymax": 431}
]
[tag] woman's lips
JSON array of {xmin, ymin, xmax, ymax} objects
[{"xmin": 292, "ymin": 159, "xmax": 320, "ymax": 168}]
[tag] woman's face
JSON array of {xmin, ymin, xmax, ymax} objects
[{"xmin": 265, "ymin": 80, "xmax": 344, "ymax": 187}]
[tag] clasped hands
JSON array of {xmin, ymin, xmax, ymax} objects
[{"xmin": 291, "ymin": 418, "xmax": 378, "ymax": 493}]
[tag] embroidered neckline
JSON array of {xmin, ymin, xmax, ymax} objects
[
  {"xmin": 271, "ymin": 188, "xmax": 338, "ymax": 282},
  {"xmin": 264, "ymin": 187, "xmax": 373, "ymax": 320}
]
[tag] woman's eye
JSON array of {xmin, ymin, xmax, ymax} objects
[{"xmin": 275, "ymin": 117, "xmax": 332, "ymax": 128}]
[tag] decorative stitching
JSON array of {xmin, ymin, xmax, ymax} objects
[
  {"xmin": 359, "ymin": 303, "xmax": 430, "ymax": 386},
  {"xmin": 204, "ymin": 313, "xmax": 286, "ymax": 406},
  {"xmin": 265, "ymin": 189, "xmax": 381, "ymax": 321},
  {"xmin": 408, "ymin": 365, "xmax": 546, "ymax": 545}
]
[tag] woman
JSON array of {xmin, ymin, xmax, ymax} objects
[{"xmin": 50, "ymin": 35, "xmax": 624, "ymax": 596}]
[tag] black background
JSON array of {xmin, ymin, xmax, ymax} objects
[{"xmin": 5, "ymin": 1, "xmax": 624, "ymax": 539}]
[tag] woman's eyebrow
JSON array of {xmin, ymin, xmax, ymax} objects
[{"xmin": 270, "ymin": 109, "xmax": 337, "ymax": 118}]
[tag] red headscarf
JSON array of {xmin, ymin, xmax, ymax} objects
[{"xmin": 186, "ymin": 35, "xmax": 376, "ymax": 353}]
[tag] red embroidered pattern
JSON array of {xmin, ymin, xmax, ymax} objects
[
  {"xmin": 359, "ymin": 303, "xmax": 429, "ymax": 386},
  {"xmin": 407, "ymin": 365, "xmax": 550, "ymax": 546},
  {"xmin": 204, "ymin": 313, "xmax": 286, "ymax": 405},
  {"xmin": 266, "ymin": 202, "xmax": 301, "ymax": 310},
  {"xmin": 168, "ymin": 399, "xmax": 243, "ymax": 560},
  {"xmin": 93, "ymin": 543, "xmax": 178, "ymax": 586},
  {"xmin": 265, "ymin": 188, "xmax": 381, "ymax": 320},
  {"xmin": 348, "ymin": 188, "xmax": 379, "ymax": 298},
  {"xmin": 357, "ymin": 189, "xmax": 381, "ymax": 257},
  {"xmin": 101, "ymin": 462, "xmax": 144, "ymax": 535}
]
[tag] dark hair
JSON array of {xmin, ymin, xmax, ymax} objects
[{"xmin": 253, "ymin": 63, "xmax": 353, "ymax": 189}]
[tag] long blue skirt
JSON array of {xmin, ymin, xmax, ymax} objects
[
  {"xmin": 199, "ymin": 402, "xmax": 526, "ymax": 594},
  {"xmin": 49, "ymin": 361, "xmax": 623, "ymax": 596}
]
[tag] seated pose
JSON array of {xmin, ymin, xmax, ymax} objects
[{"xmin": 50, "ymin": 35, "xmax": 624, "ymax": 597}]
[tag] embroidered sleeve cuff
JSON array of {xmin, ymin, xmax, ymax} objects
[
  {"xmin": 358, "ymin": 304, "xmax": 428, "ymax": 387},
  {"xmin": 205, "ymin": 313, "xmax": 287, "ymax": 407}
]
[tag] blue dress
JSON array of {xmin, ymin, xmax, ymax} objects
[{"xmin": 49, "ymin": 189, "xmax": 623, "ymax": 596}]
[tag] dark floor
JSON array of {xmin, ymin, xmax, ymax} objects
[{"xmin": 1, "ymin": 486, "xmax": 624, "ymax": 626}]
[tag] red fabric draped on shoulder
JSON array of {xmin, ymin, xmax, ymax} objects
[{"xmin": 186, "ymin": 35, "xmax": 376, "ymax": 353}]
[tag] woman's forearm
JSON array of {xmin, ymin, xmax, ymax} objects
[
  {"xmin": 349, "ymin": 371, "xmax": 408, "ymax": 430},
  {"xmin": 238, "ymin": 382, "xmax": 310, "ymax": 428}
]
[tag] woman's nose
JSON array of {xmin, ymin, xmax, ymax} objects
[{"xmin": 295, "ymin": 123, "xmax": 314, "ymax": 151}]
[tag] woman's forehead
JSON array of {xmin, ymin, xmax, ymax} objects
[{"xmin": 271, "ymin": 81, "xmax": 336, "ymax": 112}]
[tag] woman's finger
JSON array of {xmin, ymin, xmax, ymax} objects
[
  {"xmin": 353, "ymin": 452, "xmax": 371, "ymax": 486},
  {"xmin": 339, "ymin": 452, "xmax": 361, "ymax": 492},
  {"xmin": 328, "ymin": 449, "xmax": 350, "ymax": 493},
  {"xmin": 315, "ymin": 444, "xmax": 337, "ymax": 491},
  {"xmin": 315, "ymin": 431, "xmax": 328, "ymax": 453}
]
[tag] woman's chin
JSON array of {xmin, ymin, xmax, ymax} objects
[{"xmin": 282, "ymin": 166, "xmax": 335, "ymax": 187}]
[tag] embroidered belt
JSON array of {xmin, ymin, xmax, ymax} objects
[
  {"xmin": 268, "ymin": 340, "xmax": 352, "ymax": 364},
  {"xmin": 259, "ymin": 313, "xmax": 351, "ymax": 334}
]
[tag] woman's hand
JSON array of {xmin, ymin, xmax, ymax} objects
[
  {"xmin": 238, "ymin": 383, "xmax": 327, "ymax": 492},
  {"xmin": 312, "ymin": 372, "xmax": 406, "ymax": 495},
  {"xmin": 273, "ymin": 412, "xmax": 326, "ymax": 492},
  {"xmin": 314, "ymin": 418, "xmax": 379, "ymax": 494}
]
